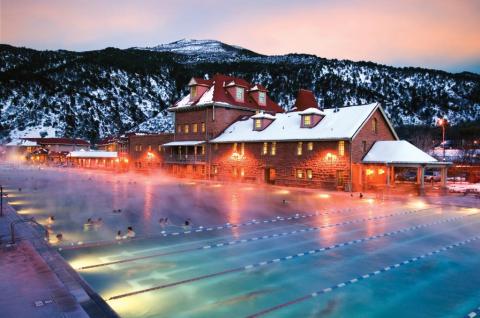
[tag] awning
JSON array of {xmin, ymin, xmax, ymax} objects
[
  {"xmin": 162, "ymin": 141, "xmax": 205, "ymax": 147},
  {"xmin": 362, "ymin": 141, "xmax": 451, "ymax": 166}
]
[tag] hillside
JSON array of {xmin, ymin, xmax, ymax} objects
[{"xmin": 1, "ymin": 39, "xmax": 479, "ymax": 143}]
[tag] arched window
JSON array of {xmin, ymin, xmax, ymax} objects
[{"xmin": 372, "ymin": 118, "xmax": 378, "ymax": 133}]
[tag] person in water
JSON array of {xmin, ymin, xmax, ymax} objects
[
  {"xmin": 115, "ymin": 230, "xmax": 122, "ymax": 240},
  {"xmin": 127, "ymin": 226, "xmax": 136, "ymax": 238},
  {"xmin": 47, "ymin": 215, "xmax": 55, "ymax": 225},
  {"xmin": 56, "ymin": 233, "xmax": 63, "ymax": 242}
]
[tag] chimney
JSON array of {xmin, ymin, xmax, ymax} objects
[{"xmin": 293, "ymin": 89, "xmax": 318, "ymax": 111}]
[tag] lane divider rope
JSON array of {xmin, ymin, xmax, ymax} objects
[
  {"xmin": 246, "ymin": 234, "xmax": 480, "ymax": 317},
  {"xmin": 60, "ymin": 207, "xmax": 364, "ymax": 251},
  {"xmin": 107, "ymin": 211, "xmax": 471, "ymax": 301},
  {"xmin": 80, "ymin": 207, "xmax": 431, "ymax": 270}
]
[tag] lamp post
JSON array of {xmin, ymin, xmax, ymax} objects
[{"xmin": 437, "ymin": 118, "xmax": 448, "ymax": 161}]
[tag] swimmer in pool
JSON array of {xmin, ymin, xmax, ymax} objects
[
  {"xmin": 47, "ymin": 215, "xmax": 55, "ymax": 225},
  {"xmin": 127, "ymin": 226, "xmax": 136, "ymax": 238},
  {"xmin": 115, "ymin": 230, "xmax": 122, "ymax": 240}
]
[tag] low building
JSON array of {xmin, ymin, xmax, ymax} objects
[
  {"xmin": 66, "ymin": 150, "xmax": 120, "ymax": 169},
  {"xmin": 129, "ymin": 133, "xmax": 174, "ymax": 170}
]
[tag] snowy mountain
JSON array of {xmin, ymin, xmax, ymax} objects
[{"xmin": 0, "ymin": 40, "xmax": 479, "ymax": 144}]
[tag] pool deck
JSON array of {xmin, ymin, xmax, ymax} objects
[{"xmin": 0, "ymin": 203, "xmax": 117, "ymax": 318}]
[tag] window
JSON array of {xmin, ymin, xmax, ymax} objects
[
  {"xmin": 255, "ymin": 119, "xmax": 262, "ymax": 130},
  {"xmin": 177, "ymin": 125, "xmax": 182, "ymax": 134},
  {"xmin": 303, "ymin": 115, "xmax": 311, "ymax": 126},
  {"xmin": 194, "ymin": 146, "xmax": 197, "ymax": 155},
  {"xmin": 271, "ymin": 142, "xmax": 276, "ymax": 156},
  {"xmin": 184, "ymin": 124, "xmax": 189, "ymax": 134},
  {"xmin": 362, "ymin": 141, "xmax": 367, "ymax": 152},
  {"xmin": 148, "ymin": 145, "xmax": 152, "ymax": 151},
  {"xmin": 338, "ymin": 140, "xmax": 345, "ymax": 156},
  {"xmin": 240, "ymin": 167, "xmax": 245, "ymax": 177},
  {"xmin": 262, "ymin": 142, "xmax": 268, "ymax": 155},
  {"xmin": 212, "ymin": 165, "xmax": 218, "ymax": 175},
  {"xmin": 307, "ymin": 142, "xmax": 313, "ymax": 151},
  {"xmin": 201, "ymin": 122, "xmax": 206, "ymax": 133},
  {"xmin": 258, "ymin": 92, "xmax": 266, "ymax": 105},
  {"xmin": 190, "ymin": 86, "xmax": 197, "ymax": 99},
  {"xmin": 214, "ymin": 143, "xmax": 218, "ymax": 151},
  {"xmin": 233, "ymin": 143, "xmax": 238, "ymax": 153},
  {"xmin": 372, "ymin": 118, "xmax": 378, "ymax": 133},
  {"xmin": 158, "ymin": 145, "xmax": 162, "ymax": 152},
  {"xmin": 233, "ymin": 166, "xmax": 238, "ymax": 177},
  {"xmin": 296, "ymin": 169, "xmax": 304, "ymax": 179},
  {"xmin": 201, "ymin": 144, "xmax": 206, "ymax": 155},
  {"xmin": 297, "ymin": 142, "xmax": 303, "ymax": 156},
  {"xmin": 240, "ymin": 143, "xmax": 245, "ymax": 156},
  {"xmin": 306, "ymin": 169, "xmax": 313, "ymax": 180},
  {"xmin": 236, "ymin": 87, "xmax": 244, "ymax": 101},
  {"xmin": 192, "ymin": 123, "xmax": 198, "ymax": 133}
]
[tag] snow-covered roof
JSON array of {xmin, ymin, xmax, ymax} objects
[
  {"xmin": 362, "ymin": 141, "xmax": 440, "ymax": 164},
  {"xmin": 298, "ymin": 108, "xmax": 326, "ymax": 116},
  {"xmin": 67, "ymin": 150, "xmax": 118, "ymax": 158},
  {"xmin": 251, "ymin": 112, "xmax": 276, "ymax": 120},
  {"xmin": 5, "ymin": 139, "xmax": 38, "ymax": 147},
  {"xmin": 211, "ymin": 103, "xmax": 381, "ymax": 143},
  {"xmin": 163, "ymin": 141, "xmax": 205, "ymax": 147}
]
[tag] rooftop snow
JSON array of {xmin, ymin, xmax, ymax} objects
[
  {"xmin": 298, "ymin": 108, "xmax": 326, "ymax": 116},
  {"xmin": 211, "ymin": 103, "xmax": 380, "ymax": 143},
  {"xmin": 163, "ymin": 141, "xmax": 205, "ymax": 146},
  {"xmin": 67, "ymin": 150, "xmax": 118, "ymax": 158},
  {"xmin": 5, "ymin": 139, "xmax": 38, "ymax": 147},
  {"xmin": 362, "ymin": 140, "xmax": 439, "ymax": 164},
  {"xmin": 251, "ymin": 112, "xmax": 276, "ymax": 120}
]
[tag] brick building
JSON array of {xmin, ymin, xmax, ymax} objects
[{"xmin": 136, "ymin": 73, "xmax": 448, "ymax": 192}]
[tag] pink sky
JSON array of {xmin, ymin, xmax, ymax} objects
[{"xmin": 1, "ymin": 0, "xmax": 479, "ymax": 72}]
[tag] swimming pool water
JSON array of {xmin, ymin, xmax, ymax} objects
[{"xmin": 1, "ymin": 164, "xmax": 479, "ymax": 317}]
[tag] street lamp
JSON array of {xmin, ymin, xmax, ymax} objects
[{"xmin": 437, "ymin": 118, "xmax": 448, "ymax": 161}]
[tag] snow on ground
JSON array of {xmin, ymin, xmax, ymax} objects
[{"xmin": 448, "ymin": 182, "xmax": 480, "ymax": 193}]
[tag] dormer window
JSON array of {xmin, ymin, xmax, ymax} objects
[
  {"xmin": 303, "ymin": 115, "xmax": 312, "ymax": 127},
  {"xmin": 190, "ymin": 86, "xmax": 197, "ymax": 100},
  {"xmin": 255, "ymin": 119, "xmax": 262, "ymax": 130},
  {"xmin": 258, "ymin": 92, "xmax": 266, "ymax": 106},
  {"xmin": 236, "ymin": 87, "xmax": 244, "ymax": 102}
]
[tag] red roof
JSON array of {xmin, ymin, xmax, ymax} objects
[
  {"xmin": 293, "ymin": 89, "xmax": 318, "ymax": 111},
  {"xmin": 189, "ymin": 77, "xmax": 213, "ymax": 87},
  {"xmin": 173, "ymin": 74, "xmax": 283, "ymax": 114},
  {"xmin": 23, "ymin": 138, "xmax": 90, "ymax": 146}
]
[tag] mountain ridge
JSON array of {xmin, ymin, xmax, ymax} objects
[{"xmin": 1, "ymin": 40, "xmax": 479, "ymax": 143}]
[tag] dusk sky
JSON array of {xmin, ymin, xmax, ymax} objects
[{"xmin": 1, "ymin": 0, "xmax": 479, "ymax": 73}]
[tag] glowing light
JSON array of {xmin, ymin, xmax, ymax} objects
[
  {"xmin": 378, "ymin": 168, "xmax": 385, "ymax": 175},
  {"xmin": 211, "ymin": 184, "xmax": 223, "ymax": 188},
  {"xmin": 317, "ymin": 193, "xmax": 331, "ymax": 199},
  {"xmin": 365, "ymin": 198, "xmax": 375, "ymax": 204},
  {"xmin": 124, "ymin": 158, "xmax": 129, "ymax": 163},
  {"xmin": 324, "ymin": 152, "xmax": 337, "ymax": 162},
  {"xmin": 276, "ymin": 189, "xmax": 290, "ymax": 195},
  {"xmin": 115, "ymin": 158, "xmax": 120, "ymax": 163},
  {"xmin": 146, "ymin": 152, "xmax": 155, "ymax": 160},
  {"xmin": 366, "ymin": 169, "xmax": 374, "ymax": 176},
  {"xmin": 230, "ymin": 152, "xmax": 245, "ymax": 161}
]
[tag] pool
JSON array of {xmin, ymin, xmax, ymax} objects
[{"xmin": 2, "ymin": 164, "xmax": 480, "ymax": 318}]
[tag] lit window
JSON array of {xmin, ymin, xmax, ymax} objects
[
  {"xmin": 190, "ymin": 86, "xmax": 197, "ymax": 99},
  {"xmin": 240, "ymin": 167, "xmax": 245, "ymax": 177},
  {"xmin": 148, "ymin": 145, "xmax": 152, "ymax": 151},
  {"xmin": 233, "ymin": 143, "xmax": 238, "ymax": 152},
  {"xmin": 139, "ymin": 145, "xmax": 143, "ymax": 151},
  {"xmin": 194, "ymin": 146, "xmax": 197, "ymax": 155},
  {"xmin": 233, "ymin": 167, "xmax": 238, "ymax": 177},
  {"xmin": 271, "ymin": 142, "xmax": 276, "ymax": 156},
  {"xmin": 297, "ymin": 142, "xmax": 303, "ymax": 156},
  {"xmin": 158, "ymin": 145, "xmax": 162, "ymax": 151},
  {"xmin": 255, "ymin": 119, "xmax": 262, "ymax": 130},
  {"xmin": 258, "ymin": 92, "xmax": 266, "ymax": 105},
  {"xmin": 201, "ymin": 122, "xmax": 206, "ymax": 133},
  {"xmin": 372, "ymin": 118, "xmax": 378, "ymax": 133},
  {"xmin": 296, "ymin": 169, "xmax": 303, "ymax": 179},
  {"xmin": 177, "ymin": 125, "xmax": 182, "ymax": 134},
  {"xmin": 362, "ymin": 141, "xmax": 367, "ymax": 152},
  {"xmin": 240, "ymin": 143, "xmax": 245, "ymax": 156},
  {"xmin": 307, "ymin": 169, "xmax": 313, "ymax": 180},
  {"xmin": 213, "ymin": 165, "xmax": 218, "ymax": 174},
  {"xmin": 192, "ymin": 123, "xmax": 198, "ymax": 133},
  {"xmin": 236, "ymin": 87, "xmax": 244, "ymax": 101},
  {"xmin": 184, "ymin": 124, "xmax": 189, "ymax": 134},
  {"xmin": 303, "ymin": 115, "xmax": 311, "ymax": 126},
  {"xmin": 262, "ymin": 142, "xmax": 268, "ymax": 155},
  {"xmin": 307, "ymin": 142, "xmax": 313, "ymax": 151},
  {"xmin": 201, "ymin": 145, "xmax": 205, "ymax": 155},
  {"xmin": 338, "ymin": 140, "xmax": 345, "ymax": 156}
]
